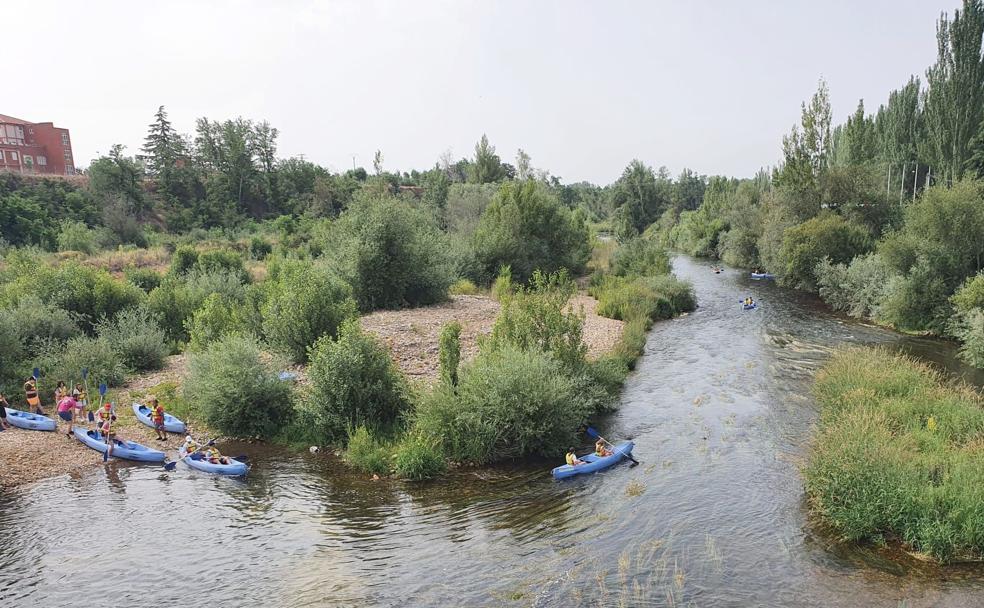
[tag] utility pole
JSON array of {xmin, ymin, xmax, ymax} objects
[
  {"xmin": 886, "ymin": 163, "xmax": 892, "ymax": 199},
  {"xmin": 912, "ymin": 164, "xmax": 918, "ymax": 203},
  {"xmin": 899, "ymin": 162, "xmax": 906, "ymax": 205}
]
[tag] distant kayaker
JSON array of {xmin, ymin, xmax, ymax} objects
[
  {"xmin": 147, "ymin": 396, "xmax": 168, "ymax": 442},
  {"xmin": 56, "ymin": 393, "xmax": 77, "ymax": 437},
  {"xmin": 595, "ymin": 439, "xmax": 612, "ymax": 457},
  {"xmin": 182, "ymin": 435, "xmax": 199, "ymax": 454},
  {"xmin": 0, "ymin": 393, "xmax": 11, "ymax": 430},
  {"xmin": 24, "ymin": 377, "xmax": 43, "ymax": 415},
  {"xmin": 565, "ymin": 447, "xmax": 584, "ymax": 466},
  {"xmin": 744, "ymin": 297, "xmax": 754, "ymax": 306}
]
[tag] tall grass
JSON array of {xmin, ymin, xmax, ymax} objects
[{"xmin": 806, "ymin": 347, "xmax": 984, "ymax": 562}]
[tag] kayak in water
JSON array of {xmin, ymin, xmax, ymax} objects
[
  {"xmin": 552, "ymin": 441, "xmax": 635, "ymax": 479},
  {"xmin": 750, "ymin": 272, "xmax": 775, "ymax": 280}
]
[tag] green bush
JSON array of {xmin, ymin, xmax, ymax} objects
[
  {"xmin": 438, "ymin": 321, "xmax": 462, "ymax": 387},
  {"xmin": 97, "ymin": 308, "xmax": 167, "ymax": 372},
  {"xmin": 609, "ymin": 237, "xmax": 671, "ymax": 278},
  {"xmin": 950, "ymin": 274, "xmax": 984, "ymax": 367},
  {"xmin": 296, "ymin": 321, "xmax": 409, "ymax": 442},
  {"xmin": 485, "ymin": 270, "xmax": 586, "ymax": 371},
  {"xmin": 196, "ymin": 249, "xmax": 249, "ymax": 283},
  {"xmin": 328, "ymin": 194, "xmax": 453, "ymax": 310},
  {"xmin": 490, "ymin": 265, "xmax": 513, "ymax": 302},
  {"xmin": 56, "ymin": 220, "xmax": 100, "ymax": 254},
  {"xmin": 261, "ymin": 261, "xmax": 358, "ymax": 363},
  {"xmin": 146, "ymin": 269, "xmax": 247, "ymax": 344},
  {"xmin": 776, "ymin": 213, "xmax": 872, "ymax": 291},
  {"xmin": 806, "ymin": 347, "xmax": 984, "ymax": 562},
  {"xmin": 815, "ymin": 253, "xmax": 896, "ymax": 319},
  {"xmin": 344, "ymin": 426, "xmax": 393, "ymax": 475},
  {"xmin": 124, "ymin": 267, "xmax": 163, "ymax": 292},
  {"xmin": 183, "ymin": 334, "xmax": 292, "ymax": 438},
  {"xmin": 249, "ymin": 236, "xmax": 272, "ymax": 260},
  {"xmin": 393, "ymin": 432, "xmax": 446, "ymax": 480},
  {"xmin": 471, "ymin": 180, "xmax": 591, "ymax": 284},
  {"xmin": 877, "ymin": 258, "xmax": 952, "ymax": 333},
  {"xmin": 0, "ymin": 295, "xmax": 81, "ymax": 356},
  {"xmin": 40, "ymin": 335, "xmax": 127, "ymax": 389},
  {"xmin": 415, "ymin": 345, "xmax": 588, "ymax": 464},
  {"xmin": 170, "ymin": 245, "xmax": 199, "ymax": 275},
  {"xmin": 449, "ymin": 278, "xmax": 479, "ymax": 296},
  {"xmin": 593, "ymin": 275, "xmax": 695, "ymax": 323},
  {"xmin": 0, "ymin": 314, "xmax": 27, "ymax": 397},
  {"xmin": 185, "ymin": 293, "xmax": 249, "ymax": 352}
]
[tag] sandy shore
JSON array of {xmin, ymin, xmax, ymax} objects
[{"xmin": 360, "ymin": 293, "xmax": 623, "ymax": 382}]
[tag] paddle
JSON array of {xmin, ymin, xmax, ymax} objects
[
  {"xmin": 586, "ymin": 426, "xmax": 639, "ymax": 465},
  {"xmin": 163, "ymin": 438, "xmax": 216, "ymax": 471},
  {"xmin": 32, "ymin": 368, "xmax": 42, "ymax": 414},
  {"xmin": 82, "ymin": 368, "xmax": 93, "ymax": 422}
]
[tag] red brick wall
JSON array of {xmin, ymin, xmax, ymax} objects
[{"xmin": 29, "ymin": 122, "xmax": 74, "ymax": 175}]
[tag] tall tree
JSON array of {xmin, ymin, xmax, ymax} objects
[
  {"xmin": 609, "ymin": 160, "xmax": 672, "ymax": 237},
  {"xmin": 802, "ymin": 79, "xmax": 833, "ymax": 176},
  {"xmin": 835, "ymin": 100, "xmax": 878, "ymax": 166},
  {"xmin": 141, "ymin": 106, "xmax": 184, "ymax": 178},
  {"xmin": 373, "ymin": 150, "xmax": 384, "ymax": 176},
  {"xmin": 468, "ymin": 134, "xmax": 505, "ymax": 184},
  {"xmin": 924, "ymin": 0, "xmax": 984, "ymax": 182},
  {"xmin": 516, "ymin": 148, "xmax": 532, "ymax": 180},
  {"xmin": 874, "ymin": 76, "xmax": 922, "ymax": 165}
]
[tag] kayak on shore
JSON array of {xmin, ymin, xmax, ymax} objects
[
  {"xmin": 552, "ymin": 441, "xmax": 635, "ymax": 479},
  {"xmin": 5, "ymin": 408, "xmax": 56, "ymax": 432},
  {"xmin": 132, "ymin": 402, "xmax": 187, "ymax": 434},
  {"xmin": 72, "ymin": 427, "xmax": 166, "ymax": 462},
  {"xmin": 750, "ymin": 272, "xmax": 775, "ymax": 280},
  {"xmin": 178, "ymin": 446, "xmax": 249, "ymax": 477}
]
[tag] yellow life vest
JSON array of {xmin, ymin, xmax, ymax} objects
[{"xmin": 566, "ymin": 452, "xmax": 577, "ymax": 466}]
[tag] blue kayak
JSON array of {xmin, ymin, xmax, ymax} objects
[
  {"xmin": 72, "ymin": 427, "xmax": 166, "ymax": 462},
  {"xmin": 552, "ymin": 441, "xmax": 635, "ymax": 479},
  {"xmin": 179, "ymin": 446, "xmax": 248, "ymax": 476},
  {"xmin": 6, "ymin": 408, "xmax": 56, "ymax": 431},
  {"xmin": 750, "ymin": 272, "xmax": 775, "ymax": 280},
  {"xmin": 132, "ymin": 402, "xmax": 186, "ymax": 434},
  {"xmin": 742, "ymin": 303, "xmax": 757, "ymax": 310}
]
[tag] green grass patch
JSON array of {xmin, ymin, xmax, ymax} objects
[{"xmin": 805, "ymin": 347, "xmax": 984, "ymax": 563}]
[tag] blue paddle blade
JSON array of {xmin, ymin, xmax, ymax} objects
[
  {"xmin": 99, "ymin": 383, "xmax": 107, "ymax": 396},
  {"xmin": 87, "ymin": 411, "xmax": 95, "ymax": 422},
  {"xmin": 103, "ymin": 450, "xmax": 108, "ymax": 462},
  {"xmin": 81, "ymin": 367, "xmax": 89, "ymax": 379},
  {"xmin": 190, "ymin": 452, "xmax": 204, "ymax": 460},
  {"xmin": 585, "ymin": 426, "xmax": 600, "ymax": 439},
  {"xmin": 32, "ymin": 367, "xmax": 40, "ymax": 380},
  {"xmin": 163, "ymin": 461, "xmax": 177, "ymax": 471}
]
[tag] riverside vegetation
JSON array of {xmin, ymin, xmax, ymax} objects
[
  {"xmin": 807, "ymin": 347, "xmax": 984, "ymax": 563},
  {"xmin": 0, "ymin": 108, "xmax": 696, "ymax": 481}
]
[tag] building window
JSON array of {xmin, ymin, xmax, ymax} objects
[
  {"xmin": 11, "ymin": 151, "xmax": 17, "ymax": 161},
  {"xmin": 62, "ymin": 133, "xmax": 70, "ymax": 146},
  {"xmin": 38, "ymin": 155, "xmax": 46, "ymax": 166}
]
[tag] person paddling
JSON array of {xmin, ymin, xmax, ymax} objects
[{"xmin": 595, "ymin": 439, "xmax": 613, "ymax": 457}]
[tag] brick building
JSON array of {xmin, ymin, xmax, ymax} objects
[{"xmin": 0, "ymin": 114, "xmax": 75, "ymax": 175}]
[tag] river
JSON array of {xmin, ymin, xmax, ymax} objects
[{"xmin": 1, "ymin": 256, "xmax": 982, "ymax": 607}]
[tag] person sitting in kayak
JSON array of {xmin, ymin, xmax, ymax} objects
[
  {"xmin": 97, "ymin": 402, "xmax": 114, "ymax": 425},
  {"xmin": 595, "ymin": 439, "xmax": 613, "ymax": 457},
  {"xmin": 183, "ymin": 435, "xmax": 199, "ymax": 455},
  {"xmin": 0, "ymin": 393, "xmax": 11, "ymax": 430},
  {"xmin": 148, "ymin": 396, "xmax": 168, "ymax": 442},
  {"xmin": 24, "ymin": 377, "xmax": 44, "ymax": 415},
  {"xmin": 565, "ymin": 447, "xmax": 585, "ymax": 466},
  {"xmin": 744, "ymin": 297, "xmax": 754, "ymax": 306},
  {"xmin": 101, "ymin": 415, "xmax": 120, "ymax": 457},
  {"xmin": 205, "ymin": 447, "xmax": 231, "ymax": 465}
]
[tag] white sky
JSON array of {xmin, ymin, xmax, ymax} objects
[{"xmin": 6, "ymin": 0, "xmax": 953, "ymax": 184}]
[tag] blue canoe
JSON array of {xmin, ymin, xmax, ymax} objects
[
  {"xmin": 178, "ymin": 446, "xmax": 248, "ymax": 477},
  {"xmin": 742, "ymin": 303, "xmax": 758, "ymax": 310},
  {"xmin": 5, "ymin": 408, "xmax": 56, "ymax": 431},
  {"xmin": 132, "ymin": 402, "xmax": 186, "ymax": 434},
  {"xmin": 750, "ymin": 272, "xmax": 775, "ymax": 280},
  {"xmin": 552, "ymin": 441, "xmax": 635, "ymax": 479},
  {"xmin": 73, "ymin": 427, "xmax": 166, "ymax": 462}
]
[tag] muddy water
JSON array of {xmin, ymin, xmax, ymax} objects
[{"xmin": 1, "ymin": 256, "xmax": 982, "ymax": 607}]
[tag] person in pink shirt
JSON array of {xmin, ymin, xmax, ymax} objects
[{"xmin": 56, "ymin": 393, "xmax": 77, "ymax": 437}]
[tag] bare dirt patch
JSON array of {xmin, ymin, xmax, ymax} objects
[{"xmin": 359, "ymin": 293, "xmax": 622, "ymax": 382}]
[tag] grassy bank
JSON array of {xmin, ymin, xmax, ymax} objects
[{"xmin": 805, "ymin": 347, "xmax": 984, "ymax": 563}]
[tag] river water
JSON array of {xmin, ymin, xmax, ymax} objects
[{"xmin": 2, "ymin": 256, "xmax": 983, "ymax": 607}]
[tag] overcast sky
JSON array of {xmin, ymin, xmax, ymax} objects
[{"xmin": 6, "ymin": 0, "xmax": 955, "ymax": 184}]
